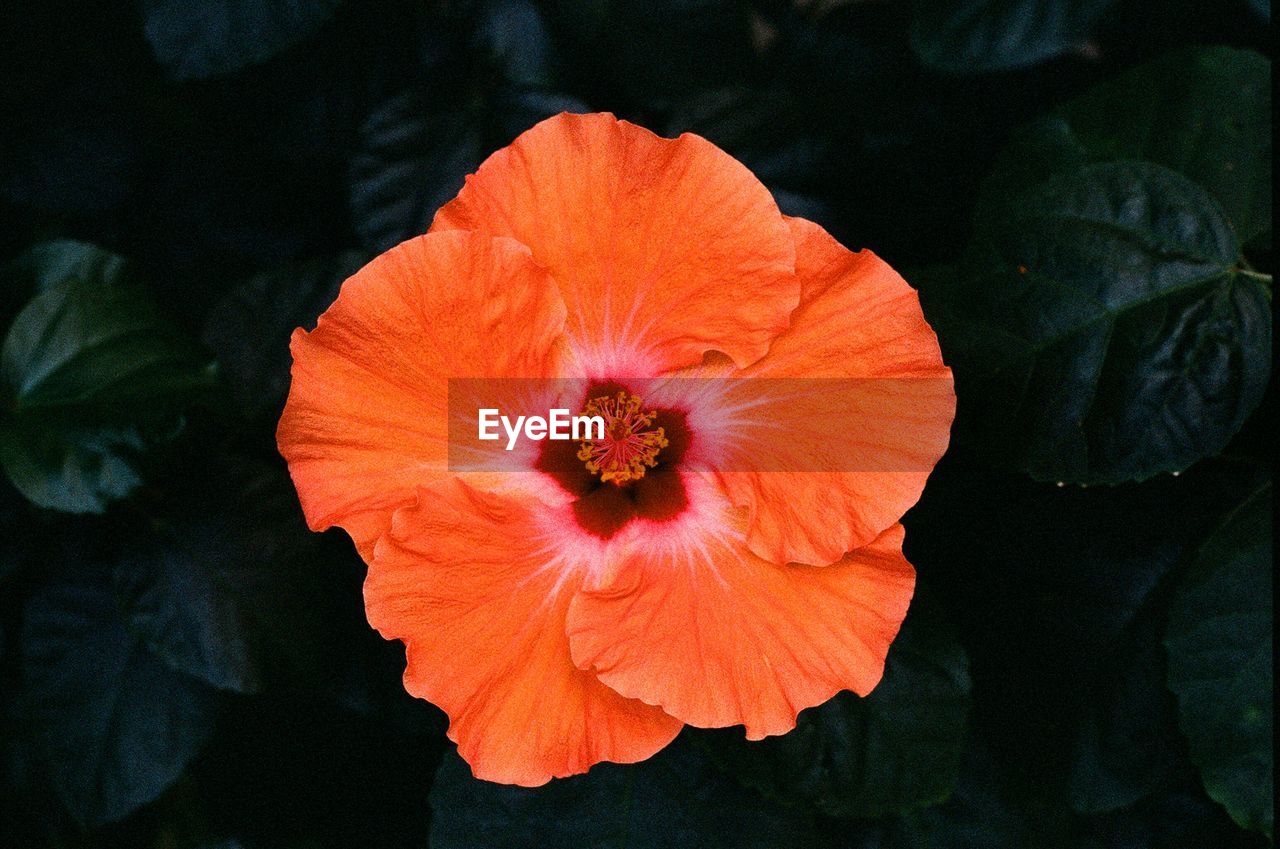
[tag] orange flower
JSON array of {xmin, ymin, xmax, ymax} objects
[{"xmin": 277, "ymin": 113, "xmax": 954, "ymax": 786}]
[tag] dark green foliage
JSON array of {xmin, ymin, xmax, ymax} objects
[
  {"xmin": 984, "ymin": 47, "xmax": 1272, "ymax": 245},
  {"xmin": 430, "ymin": 737, "xmax": 833, "ymax": 849},
  {"xmin": 1069, "ymin": 603, "xmax": 1188, "ymax": 815},
  {"xmin": 696, "ymin": 601, "xmax": 971, "ymax": 819},
  {"xmin": 201, "ymin": 251, "xmax": 369, "ymax": 421},
  {"xmin": 0, "ymin": 2, "xmax": 1271, "ymax": 847},
  {"xmin": 348, "ymin": 90, "xmax": 487, "ymax": 252},
  {"xmin": 113, "ymin": 461, "xmax": 330, "ymax": 694},
  {"xmin": 910, "ymin": 0, "xmax": 1116, "ymax": 73},
  {"xmin": 921, "ymin": 162, "xmax": 1271, "ymax": 484},
  {"xmin": 20, "ymin": 555, "xmax": 218, "ymax": 826},
  {"xmin": 142, "ymin": 0, "xmax": 345, "ymax": 80},
  {"xmin": 1166, "ymin": 484, "xmax": 1273, "ymax": 838},
  {"xmin": 0, "ymin": 243, "xmax": 217, "ymax": 512}
]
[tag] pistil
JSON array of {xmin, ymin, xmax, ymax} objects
[{"xmin": 577, "ymin": 391, "xmax": 668, "ymax": 485}]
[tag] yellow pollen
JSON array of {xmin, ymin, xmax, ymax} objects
[{"xmin": 577, "ymin": 391, "xmax": 668, "ymax": 485}]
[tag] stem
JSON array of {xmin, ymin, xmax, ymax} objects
[{"xmin": 1237, "ymin": 267, "xmax": 1273, "ymax": 287}]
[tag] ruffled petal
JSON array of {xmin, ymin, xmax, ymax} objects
[
  {"xmin": 565, "ymin": 479, "xmax": 915, "ymax": 738},
  {"xmin": 366, "ymin": 479, "xmax": 682, "ymax": 786},
  {"xmin": 277, "ymin": 231, "xmax": 567, "ymax": 558},
  {"xmin": 712, "ymin": 217, "xmax": 954, "ymax": 564},
  {"xmin": 431, "ymin": 112, "xmax": 799, "ymax": 375}
]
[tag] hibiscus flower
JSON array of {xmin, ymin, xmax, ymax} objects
[{"xmin": 277, "ymin": 112, "xmax": 954, "ymax": 786}]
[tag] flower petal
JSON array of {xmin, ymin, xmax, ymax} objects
[
  {"xmin": 713, "ymin": 217, "xmax": 955, "ymax": 565},
  {"xmin": 277, "ymin": 230, "xmax": 567, "ymax": 558},
  {"xmin": 431, "ymin": 112, "xmax": 799, "ymax": 375},
  {"xmin": 367, "ymin": 479, "xmax": 682, "ymax": 786},
  {"xmin": 566, "ymin": 480, "xmax": 915, "ymax": 738}
]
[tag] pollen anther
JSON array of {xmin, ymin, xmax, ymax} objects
[{"xmin": 577, "ymin": 391, "xmax": 668, "ymax": 485}]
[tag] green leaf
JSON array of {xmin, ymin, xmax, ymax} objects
[
  {"xmin": 202, "ymin": 251, "xmax": 367, "ymax": 421},
  {"xmin": 5, "ymin": 239, "xmax": 132, "ymax": 294},
  {"xmin": 429, "ymin": 737, "xmax": 832, "ymax": 849},
  {"xmin": 985, "ymin": 47, "xmax": 1272, "ymax": 245},
  {"xmin": 20, "ymin": 560, "xmax": 217, "ymax": 826},
  {"xmin": 113, "ymin": 461, "xmax": 327, "ymax": 694},
  {"xmin": 475, "ymin": 0, "xmax": 559, "ymax": 90},
  {"xmin": 697, "ymin": 601, "xmax": 971, "ymax": 818},
  {"xmin": 1165, "ymin": 483, "xmax": 1273, "ymax": 838},
  {"xmin": 0, "ymin": 419, "xmax": 150, "ymax": 514},
  {"xmin": 920, "ymin": 161, "xmax": 1272, "ymax": 484},
  {"xmin": 663, "ymin": 86, "xmax": 829, "ymax": 189},
  {"xmin": 141, "ymin": 0, "xmax": 344, "ymax": 81},
  {"xmin": 348, "ymin": 90, "xmax": 485, "ymax": 252},
  {"xmin": 0, "ymin": 249, "xmax": 216, "ymax": 513},
  {"xmin": 1068, "ymin": 606, "xmax": 1186, "ymax": 814},
  {"xmin": 910, "ymin": 0, "xmax": 1115, "ymax": 74},
  {"xmin": 2, "ymin": 240, "xmax": 132, "ymax": 323},
  {"xmin": 887, "ymin": 740, "xmax": 1072, "ymax": 849}
]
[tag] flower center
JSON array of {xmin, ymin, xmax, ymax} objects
[{"xmin": 576, "ymin": 390, "xmax": 668, "ymax": 485}]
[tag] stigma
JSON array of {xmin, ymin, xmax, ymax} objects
[{"xmin": 577, "ymin": 391, "xmax": 668, "ymax": 485}]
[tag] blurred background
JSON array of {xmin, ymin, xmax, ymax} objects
[{"xmin": 0, "ymin": 1, "xmax": 1272, "ymax": 847}]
